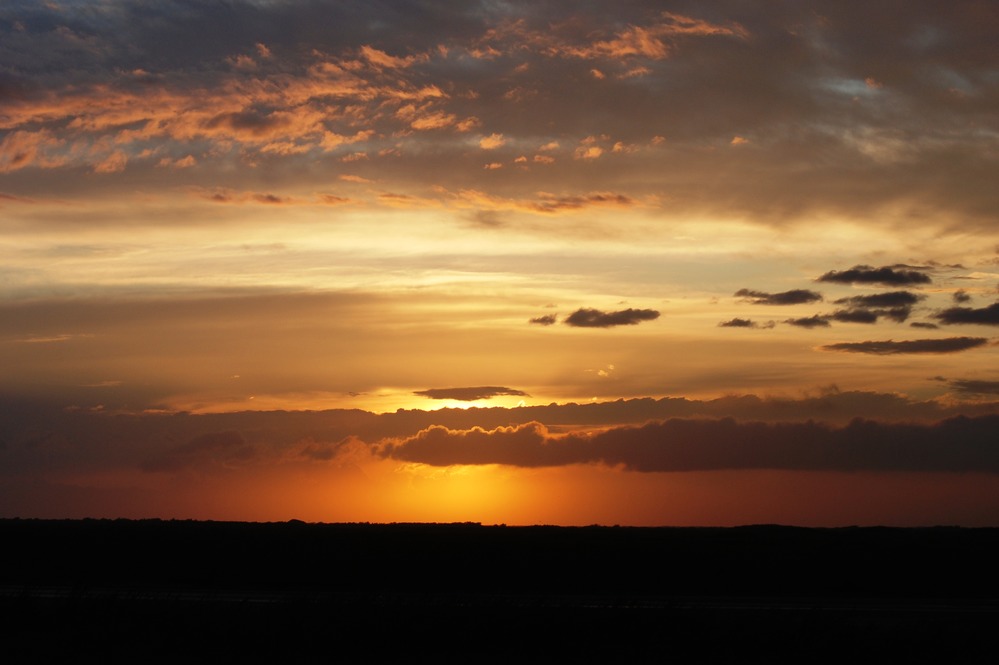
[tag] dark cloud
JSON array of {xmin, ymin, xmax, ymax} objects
[
  {"xmin": 529, "ymin": 314, "xmax": 557, "ymax": 326},
  {"xmin": 875, "ymin": 307, "xmax": 914, "ymax": 323},
  {"xmin": 948, "ymin": 380, "xmax": 999, "ymax": 396},
  {"xmin": 817, "ymin": 265, "xmax": 932, "ymax": 286},
  {"xmin": 822, "ymin": 337, "xmax": 989, "ymax": 355},
  {"xmin": 934, "ymin": 302, "xmax": 999, "ymax": 326},
  {"xmin": 953, "ymin": 289, "xmax": 972, "ymax": 303},
  {"xmin": 381, "ymin": 415, "xmax": 999, "ymax": 473},
  {"xmin": 414, "ymin": 386, "xmax": 530, "ymax": 401},
  {"xmin": 564, "ymin": 308, "xmax": 660, "ymax": 328},
  {"xmin": 784, "ymin": 316, "xmax": 830, "ymax": 328},
  {"xmin": 719, "ymin": 318, "xmax": 765, "ymax": 328},
  {"xmin": 734, "ymin": 289, "xmax": 822, "ymax": 305},
  {"xmin": 910, "ymin": 322, "xmax": 939, "ymax": 329},
  {"xmin": 834, "ymin": 291, "xmax": 924, "ymax": 308},
  {"xmin": 829, "ymin": 309, "xmax": 878, "ymax": 324}
]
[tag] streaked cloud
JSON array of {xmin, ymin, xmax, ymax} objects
[
  {"xmin": 822, "ymin": 337, "xmax": 989, "ymax": 355},
  {"xmin": 414, "ymin": 386, "xmax": 531, "ymax": 401}
]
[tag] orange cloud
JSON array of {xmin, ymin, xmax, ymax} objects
[
  {"xmin": 410, "ymin": 111, "xmax": 457, "ymax": 130},
  {"xmin": 574, "ymin": 145, "xmax": 603, "ymax": 160},
  {"xmin": 479, "ymin": 133, "xmax": 505, "ymax": 150},
  {"xmin": 92, "ymin": 150, "xmax": 128, "ymax": 173},
  {"xmin": 360, "ymin": 45, "xmax": 427, "ymax": 69}
]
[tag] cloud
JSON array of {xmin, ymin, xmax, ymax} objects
[
  {"xmin": 381, "ymin": 415, "xmax": 999, "ymax": 473},
  {"xmin": 526, "ymin": 192, "xmax": 632, "ymax": 213},
  {"xmin": 735, "ymin": 289, "xmax": 822, "ymax": 305},
  {"xmin": 529, "ymin": 314, "xmax": 557, "ymax": 326},
  {"xmin": 948, "ymin": 380, "xmax": 999, "ymax": 396},
  {"xmin": 718, "ymin": 318, "xmax": 773, "ymax": 329},
  {"xmin": 934, "ymin": 302, "xmax": 999, "ymax": 326},
  {"xmin": 479, "ymin": 133, "xmax": 505, "ymax": 149},
  {"xmin": 413, "ymin": 387, "xmax": 531, "ymax": 401},
  {"xmin": 142, "ymin": 431, "xmax": 254, "ymax": 472},
  {"xmin": 817, "ymin": 265, "xmax": 932, "ymax": 286},
  {"xmin": 784, "ymin": 316, "xmax": 830, "ymax": 329},
  {"xmin": 834, "ymin": 292, "xmax": 924, "ymax": 308},
  {"xmin": 564, "ymin": 308, "xmax": 660, "ymax": 328},
  {"xmin": 822, "ymin": 337, "xmax": 989, "ymax": 355},
  {"xmin": 953, "ymin": 289, "xmax": 972, "ymax": 304},
  {"xmin": 910, "ymin": 322, "xmax": 939, "ymax": 329},
  {"xmin": 829, "ymin": 309, "xmax": 879, "ymax": 324}
]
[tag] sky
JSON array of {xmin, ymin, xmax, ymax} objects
[{"xmin": 2, "ymin": 0, "xmax": 999, "ymax": 526}]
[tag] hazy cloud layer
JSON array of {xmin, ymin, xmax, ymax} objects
[
  {"xmin": 822, "ymin": 337, "xmax": 989, "ymax": 355},
  {"xmin": 3, "ymin": 391, "xmax": 999, "ymax": 481},
  {"xmin": 817, "ymin": 266, "xmax": 932, "ymax": 286},
  {"xmin": 564, "ymin": 308, "xmax": 660, "ymax": 328},
  {"xmin": 414, "ymin": 386, "xmax": 530, "ymax": 401}
]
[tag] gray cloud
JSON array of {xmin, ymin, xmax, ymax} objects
[
  {"xmin": 529, "ymin": 314, "xmax": 557, "ymax": 326},
  {"xmin": 910, "ymin": 322, "xmax": 939, "ymax": 329},
  {"xmin": 414, "ymin": 386, "xmax": 530, "ymax": 401},
  {"xmin": 817, "ymin": 265, "xmax": 932, "ymax": 286},
  {"xmin": 935, "ymin": 302, "xmax": 999, "ymax": 325},
  {"xmin": 564, "ymin": 308, "xmax": 660, "ymax": 328},
  {"xmin": 953, "ymin": 289, "xmax": 972, "ymax": 303},
  {"xmin": 822, "ymin": 337, "xmax": 989, "ymax": 355},
  {"xmin": 735, "ymin": 289, "xmax": 822, "ymax": 305}
]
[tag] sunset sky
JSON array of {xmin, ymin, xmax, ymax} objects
[{"xmin": 2, "ymin": 0, "xmax": 999, "ymax": 525}]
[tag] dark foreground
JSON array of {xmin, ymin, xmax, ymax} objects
[{"xmin": 3, "ymin": 520, "xmax": 997, "ymax": 662}]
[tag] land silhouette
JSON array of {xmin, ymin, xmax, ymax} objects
[{"xmin": 2, "ymin": 520, "xmax": 997, "ymax": 662}]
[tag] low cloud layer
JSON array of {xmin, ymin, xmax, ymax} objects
[
  {"xmin": 564, "ymin": 308, "xmax": 660, "ymax": 328},
  {"xmin": 381, "ymin": 415, "xmax": 999, "ymax": 472}
]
